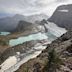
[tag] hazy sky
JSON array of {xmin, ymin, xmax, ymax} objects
[{"xmin": 0, "ymin": 0, "xmax": 72, "ymax": 17}]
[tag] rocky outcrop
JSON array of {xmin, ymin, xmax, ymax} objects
[
  {"xmin": 15, "ymin": 21, "xmax": 39, "ymax": 33},
  {"xmin": 48, "ymin": 4, "xmax": 72, "ymax": 30},
  {"xmin": 16, "ymin": 30, "xmax": 72, "ymax": 72},
  {"xmin": 14, "ymin": 20, "xmax": 46, "ymax": 36}
]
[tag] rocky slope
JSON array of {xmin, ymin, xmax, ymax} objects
[
  {"xmin": 15, "ymin": 30, "xmax": 72, "ymax": 72},
  {"xmin": 48, "ymin": 4, "xmax": 72, "ymax": 30}
]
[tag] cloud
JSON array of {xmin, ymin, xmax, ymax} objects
[
  {"xmin": 0, "ymin": 0, "xmax": 72, "ymax": 17},
  {"xmin": 56, "ymin": 0, "xmax": 68, "ymax": 2},
  {"xmin": 35, "ymin": 0, "xmax": 55, "ymax": 6}
]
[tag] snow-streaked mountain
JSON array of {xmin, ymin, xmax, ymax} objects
[
  {"xmin": 0, "ymin": 14, "xmax": 48, "ymax": 32},
  {"xmin": 48, "ymin": 4, "xmax": 72, "ymax": 30}
]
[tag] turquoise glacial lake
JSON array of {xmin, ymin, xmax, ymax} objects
[
  {"xmin": 0, "ymin": 32, "xmax": 10, "ymax": 36},
  {"xmin": 9, "ymin": 33, "xmax": 49, "ymax": 46}
]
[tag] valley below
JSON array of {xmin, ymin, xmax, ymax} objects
[{"xmin": 0, "ymin": 20, "xmax": 67, "ymax": 72}]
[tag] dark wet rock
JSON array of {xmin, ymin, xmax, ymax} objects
[
  {"xmin": 40, "ymin": 19, "xmax": 48, "ymax": 25},
  {"xmin": 33, "ymin": 63, "xmax": 41, "ymax": 72}
]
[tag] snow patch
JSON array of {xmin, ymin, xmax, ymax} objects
[
  {"xmin": 58, "ymin": 9, "xmax": 69, "ymax": 12},
  {"xmin": 0, "ymin": 56, "xmax": 17, "ymax": 72},
  {"xmin": 16, "ymin": 52, "xmax": 20, "ymax": 55},
  {"xmin": 34, "ymin": 43, "xmax": 46, "ymax": 50}
]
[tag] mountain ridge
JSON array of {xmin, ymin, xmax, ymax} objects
[
  {"xmin": 48, "ymin": 4, "xmax": 72, "ymax": 30},
  {"xmin": 0, "ymin": 14, "xmax": 48, "ymax": 32}
]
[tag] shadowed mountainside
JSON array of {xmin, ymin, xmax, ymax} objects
[{"xmin": 48, "ymin": 4, "xmax": 72, "ymax": 30}]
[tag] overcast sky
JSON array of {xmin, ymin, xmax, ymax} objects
[{"xmin": 0, "ymin": 0, "xmax": 72, "ymax": 17}]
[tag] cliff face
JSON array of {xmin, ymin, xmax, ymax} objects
[{"xmin": 48, "ymin": 4, "xmax": 72, "ymax": 30}]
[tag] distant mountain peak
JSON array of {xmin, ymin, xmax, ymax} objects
[{"xmin": 0, "ymin": 13, "xmax": 48, "ymax": 32}]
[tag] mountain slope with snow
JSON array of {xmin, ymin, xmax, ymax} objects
[{"xmin": 48, "ymin": 4, "xmax": 72, "ymax": 30}]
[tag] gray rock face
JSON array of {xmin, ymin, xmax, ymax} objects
[
  {"xmin": 48, "ymin": 4, "xmax": 72, "ymax": 30},
  {"xmin": 15, "ymin": 21, "xmax": 39, "ymax": 33},
  {"xmin": 14, "ymin": 20, "xmax": 46, "ymax": 36}
]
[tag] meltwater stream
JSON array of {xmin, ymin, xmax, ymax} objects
[{"xmin": 0, "ymin": 22, "xmax": 67, "ymax": 72}]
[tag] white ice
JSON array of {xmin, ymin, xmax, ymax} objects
[
  {"xmin": 58, "ymin": 9, "xmax": 69, "ymax": 12},
  {"xmin": 45, "ymin": 22, "xmax": 67, "ymax": 37},
  {"xmin": 0, "ymin": 56, "xmax": 17, "ymax": 72}
]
